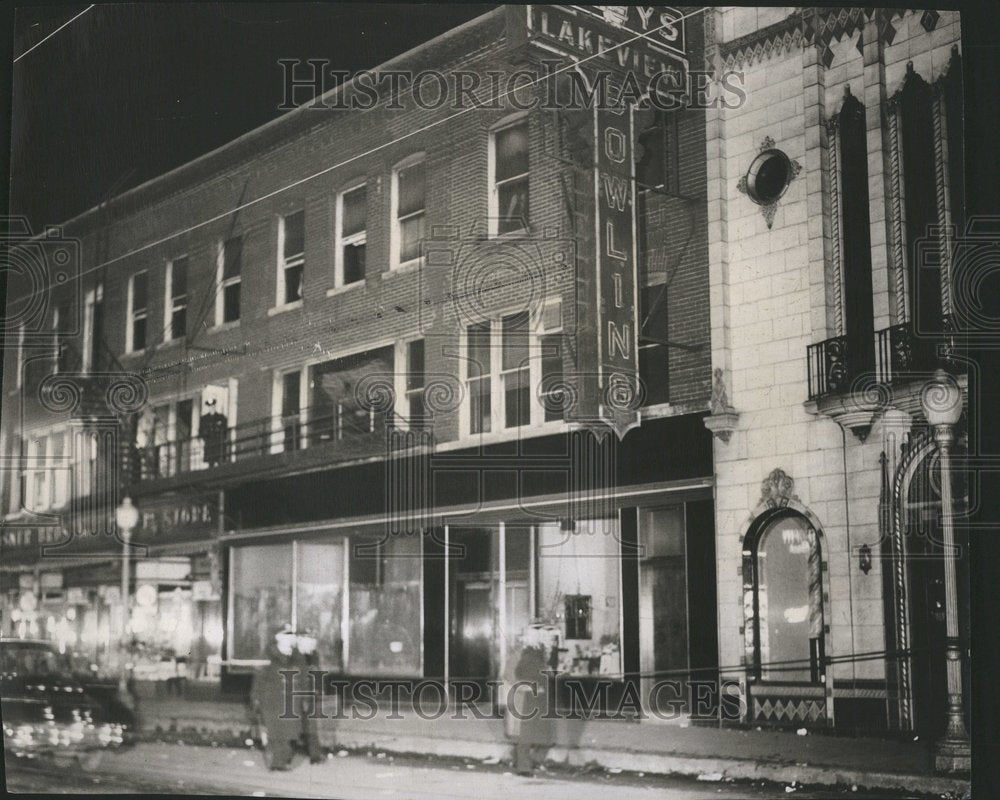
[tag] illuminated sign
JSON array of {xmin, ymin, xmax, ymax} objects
[
  {"xmin": 521, "ymin": 5, "xmax": 687, "ymax": 76},
  {"xmin": 594, "ymin": 102, "xmax": 641, "ymax": 436}
]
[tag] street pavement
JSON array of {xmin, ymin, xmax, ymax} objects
[{"xmin": 3, "ymin": 743, "xmax": 951, "ymax": 799}]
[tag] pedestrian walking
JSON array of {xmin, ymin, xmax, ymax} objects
[
  {"xmin": 250, "ymin": 624, "xmax": 301, "ymax": 771},
  {"xmin": 293, "ymin": 629, "xmax": 324, "ymax": 763},
  {"xmin": 505, "ymin": 630, "xmax": 555, "ymax": 776}
]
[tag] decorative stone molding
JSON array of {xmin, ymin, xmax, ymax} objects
[
  {"xmin": 825, "ymin": 109, "xmax": 845, "ymax": 336},
  {"xmin": 718, "ymin": 8, "xmax": 903, "ymax": 72},
  {"xmin": 758, "ymin": 467, "xmax": 798, "ymax": 509},
  {"xmin": 703, "ymin": 367, "xmax": 739, "ymax": 443},
  {"xmin": 884, "ymin": 95, "xmax": 908, "ymax": 324}
]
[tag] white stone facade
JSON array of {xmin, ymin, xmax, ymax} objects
[{"xmin": 703, "ymin": 8, "xmax": 964, "ymax": 729}]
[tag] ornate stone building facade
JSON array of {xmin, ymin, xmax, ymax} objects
[{"xmin": 703, "ymin": 6, "xmax": 967, "ymax": 759}]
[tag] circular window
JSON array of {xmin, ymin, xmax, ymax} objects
[{"xmin": 744, "ymin": 149, "xmax": 793, "ymax": 205}]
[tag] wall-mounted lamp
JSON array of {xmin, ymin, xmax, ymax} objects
[{"xmin": 858, "ymin": 543, "xmax": 873, "ymax": 575}]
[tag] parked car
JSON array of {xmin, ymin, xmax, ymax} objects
[{"xmin": 1, "ymin": 638, "xmax": 134, "ymax": 769}]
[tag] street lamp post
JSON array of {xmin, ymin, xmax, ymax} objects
[
  {"xmin": 920, "ymin": 370, "xmax": 970, "ymax": 773},
  {"xmin": 115, "ymin": 496, "xmax": 140, "ymax": 697}
]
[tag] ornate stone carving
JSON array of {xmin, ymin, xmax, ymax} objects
[
  {"xmin": 759, "ymin": 468, "xmax": 798, "ymax": 508},
  {"xmin": 704, "ymin": 367, "xmax": 740, "ymax": 444}
]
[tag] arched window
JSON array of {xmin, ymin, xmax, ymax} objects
[{"xmin": 746, "ymin": 512, "xmax": 825, "ymax": 683}]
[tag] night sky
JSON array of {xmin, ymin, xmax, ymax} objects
[{"xmin": 10, "ymin": 3, "xmax": 495, "ymax": 231}]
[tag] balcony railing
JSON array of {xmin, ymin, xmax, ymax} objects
[
  {"xmin": 125, "ymin": 405, "xmax": 417, "ymax": 484},
  {"xmin": 806, "ymin": 335, "xmax": 851, "ymax": 400},
  {"xmin": 876, "ymin": 314, "xmax": 964, "ymax": 386},
  {"xmin": 808, "ymin": 315, "xmax": 964, "ymax": 401}
]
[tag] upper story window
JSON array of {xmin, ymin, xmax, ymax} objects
[
  {"xmin": 126, "ymin": 271, "xmax": 149, "ymax": 353},
  {"xmin": 53, "ymin": 301, "xmax": 72, "ymax": 373},
  {"xmin": 14, "ymin": 324, "xmax": 25, "ymax": 389},
  {"xmin": 466, "ymin": 321, "xmax": 492, "ymax": 435},
  {"xmin": 636, "ymin": 111, "xmax": 680, "ymax": 194},
  {"xmin": 836, "ymin": 92, "xmax": 875, "ymax": 374},
  {"xmin": 336, "ymin": 184, "xmax": 367, "ymax": 286},
  {"xmin": 392, "ymin": 157, "xmax": 425, "ymax": 268},
  {"xmin": 501, "ymin": 312, "xmax": 530, "ymax": 428},
  {"xmin": 216, "ymin": 236, "xmax": 242, "ymax": 325},
  {"xmin": 463, "ymin": 306, "xmax": 558, "ymax": 436},
  {"xmin": 83, "ymin": 283, "xmax": 103, "ymax": 372},
  {"xmin": 538, "ymin": 301, "xmax": 564, "ymax": 422},
  {"xmin": 491, "ymin": 119, "xmax": 529, "ymax": 236},
  {"xmin": 404, "ymin": 338, "xmax": 426, "ymax": 426},
  {"xmin": 278, "ymin": 210, "xmax": 305, "ymax": 305},
  {"xmin": 165, "ymin": 257, "xmax": 188, "ymax": 342},
  {"xmin": 25, "ymin": 431, "xmax": 68, "ymax": 512},
  {"xmin": 273, "ymin": 368, "xmax": 305, "ymax": 452},
  {"xmin": 309, "ymin": 345, "xmax": 394, "ymax": 443},
  {"xmin": 639, "ymin": 284, "xmax": 670, "ymax": 406}
]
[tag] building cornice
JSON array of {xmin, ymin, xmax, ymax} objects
[{"xmin": 718, "ymin": 7, "xmax": 924, "ymax": 72}]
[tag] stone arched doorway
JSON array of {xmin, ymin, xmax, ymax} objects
[
  {"xmin": 741, "ymin": 469, "xmax": 834, "ymax": 727},
  {"xmin": 888, "ymin": 431, "xmax": 970, "ymax": 737}
]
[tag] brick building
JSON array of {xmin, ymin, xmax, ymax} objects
[
  {"xmin": 700, "ymin": 5, "xmax": 968, "ymax": 762},
  {"xmin": 2, "ymin": 7, "xmax": 721, "ymax": 715},
  {"xmin": 2, "ymin": 7, "xmax": 970, "ymax": 766}
]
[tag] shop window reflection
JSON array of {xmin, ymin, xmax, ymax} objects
[
  {"xmin": 537, "ymin": 519, "xmax": 621, "ymax": 676},
  {"xmin": 296, "ymin": 541, "xmax": 344, "ymax": 671},
  {"xmin": 349, "ymin": 534, "xmax": 421, "ymax": 676},
  {"xmin": 231, "ymin": 544, "xmax": 293, "ymax": 660}
]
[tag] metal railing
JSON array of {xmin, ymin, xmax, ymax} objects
[
  {"xmin": 875, "ymin": 313, "xmax": 964, "ymax": 386},
  {"xmin": 808, "ymin": 315, "xmax": 964, "ymax": 401},
  {"xmin": 128, "ymin": 405, "xmax": 412, "ymax": 482},
  {"xmin": 806, "ymin": 334, "xmax": 850, "ymax": 400}
]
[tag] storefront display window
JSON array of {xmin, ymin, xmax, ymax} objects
[
  {"xmin": 231, "ymin": 543, "xmax": 293, "ymax": 660},
  {"xmin": 297, "ymin": 540, "xmax": 345, "ymax": 671},
  {"xmin": 348, "ymin": 533, "xmax": 421, "ymax": 675},
  {"xmin": 537, "ymin": 519, "xmax": 622, "ymax": 677}
]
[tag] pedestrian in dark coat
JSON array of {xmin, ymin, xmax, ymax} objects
[
  {"xmin": 250, "ymin": 625, "xmax": 301, "ymax": 770},
  {"xmin": 507, "ymin": 640, "xmax": 554, "ymax": 776},
  {"xmin": 293, "ymin": 630, "xmax": 324, "ymax": 763}
]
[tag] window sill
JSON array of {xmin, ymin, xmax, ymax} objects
[
  {"xmin": 327, "ymin": 282, "xmax": 364, "ymax": 297},
  {"xmin": 122, "ymin": 347, "xmax": 147, "ymax": 359},
  {"xmin": 159, "ymin": 337, "xmax": 184, "ymax": 348},
  {"xmin": 268, "ymin": 300, "xmax": 303, "ymax": 317},
  {"xmin": 486, "ymin": 226, "xmax": 531, "ymax": 242},
  {"xmin": 443, "ymin": 419, "xmax": 569, "ymax": 450},
  {"xmin": 207, "ymin": 320, "xmax": 241, "ymax": 334},
  {"xmin": 384, "ymin": 258, "xmax": 423, "ymax": 278}
]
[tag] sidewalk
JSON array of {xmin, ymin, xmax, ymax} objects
[{"xmin": 134, "ymin": 695, "xmax": 971, "ymax": 797}]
